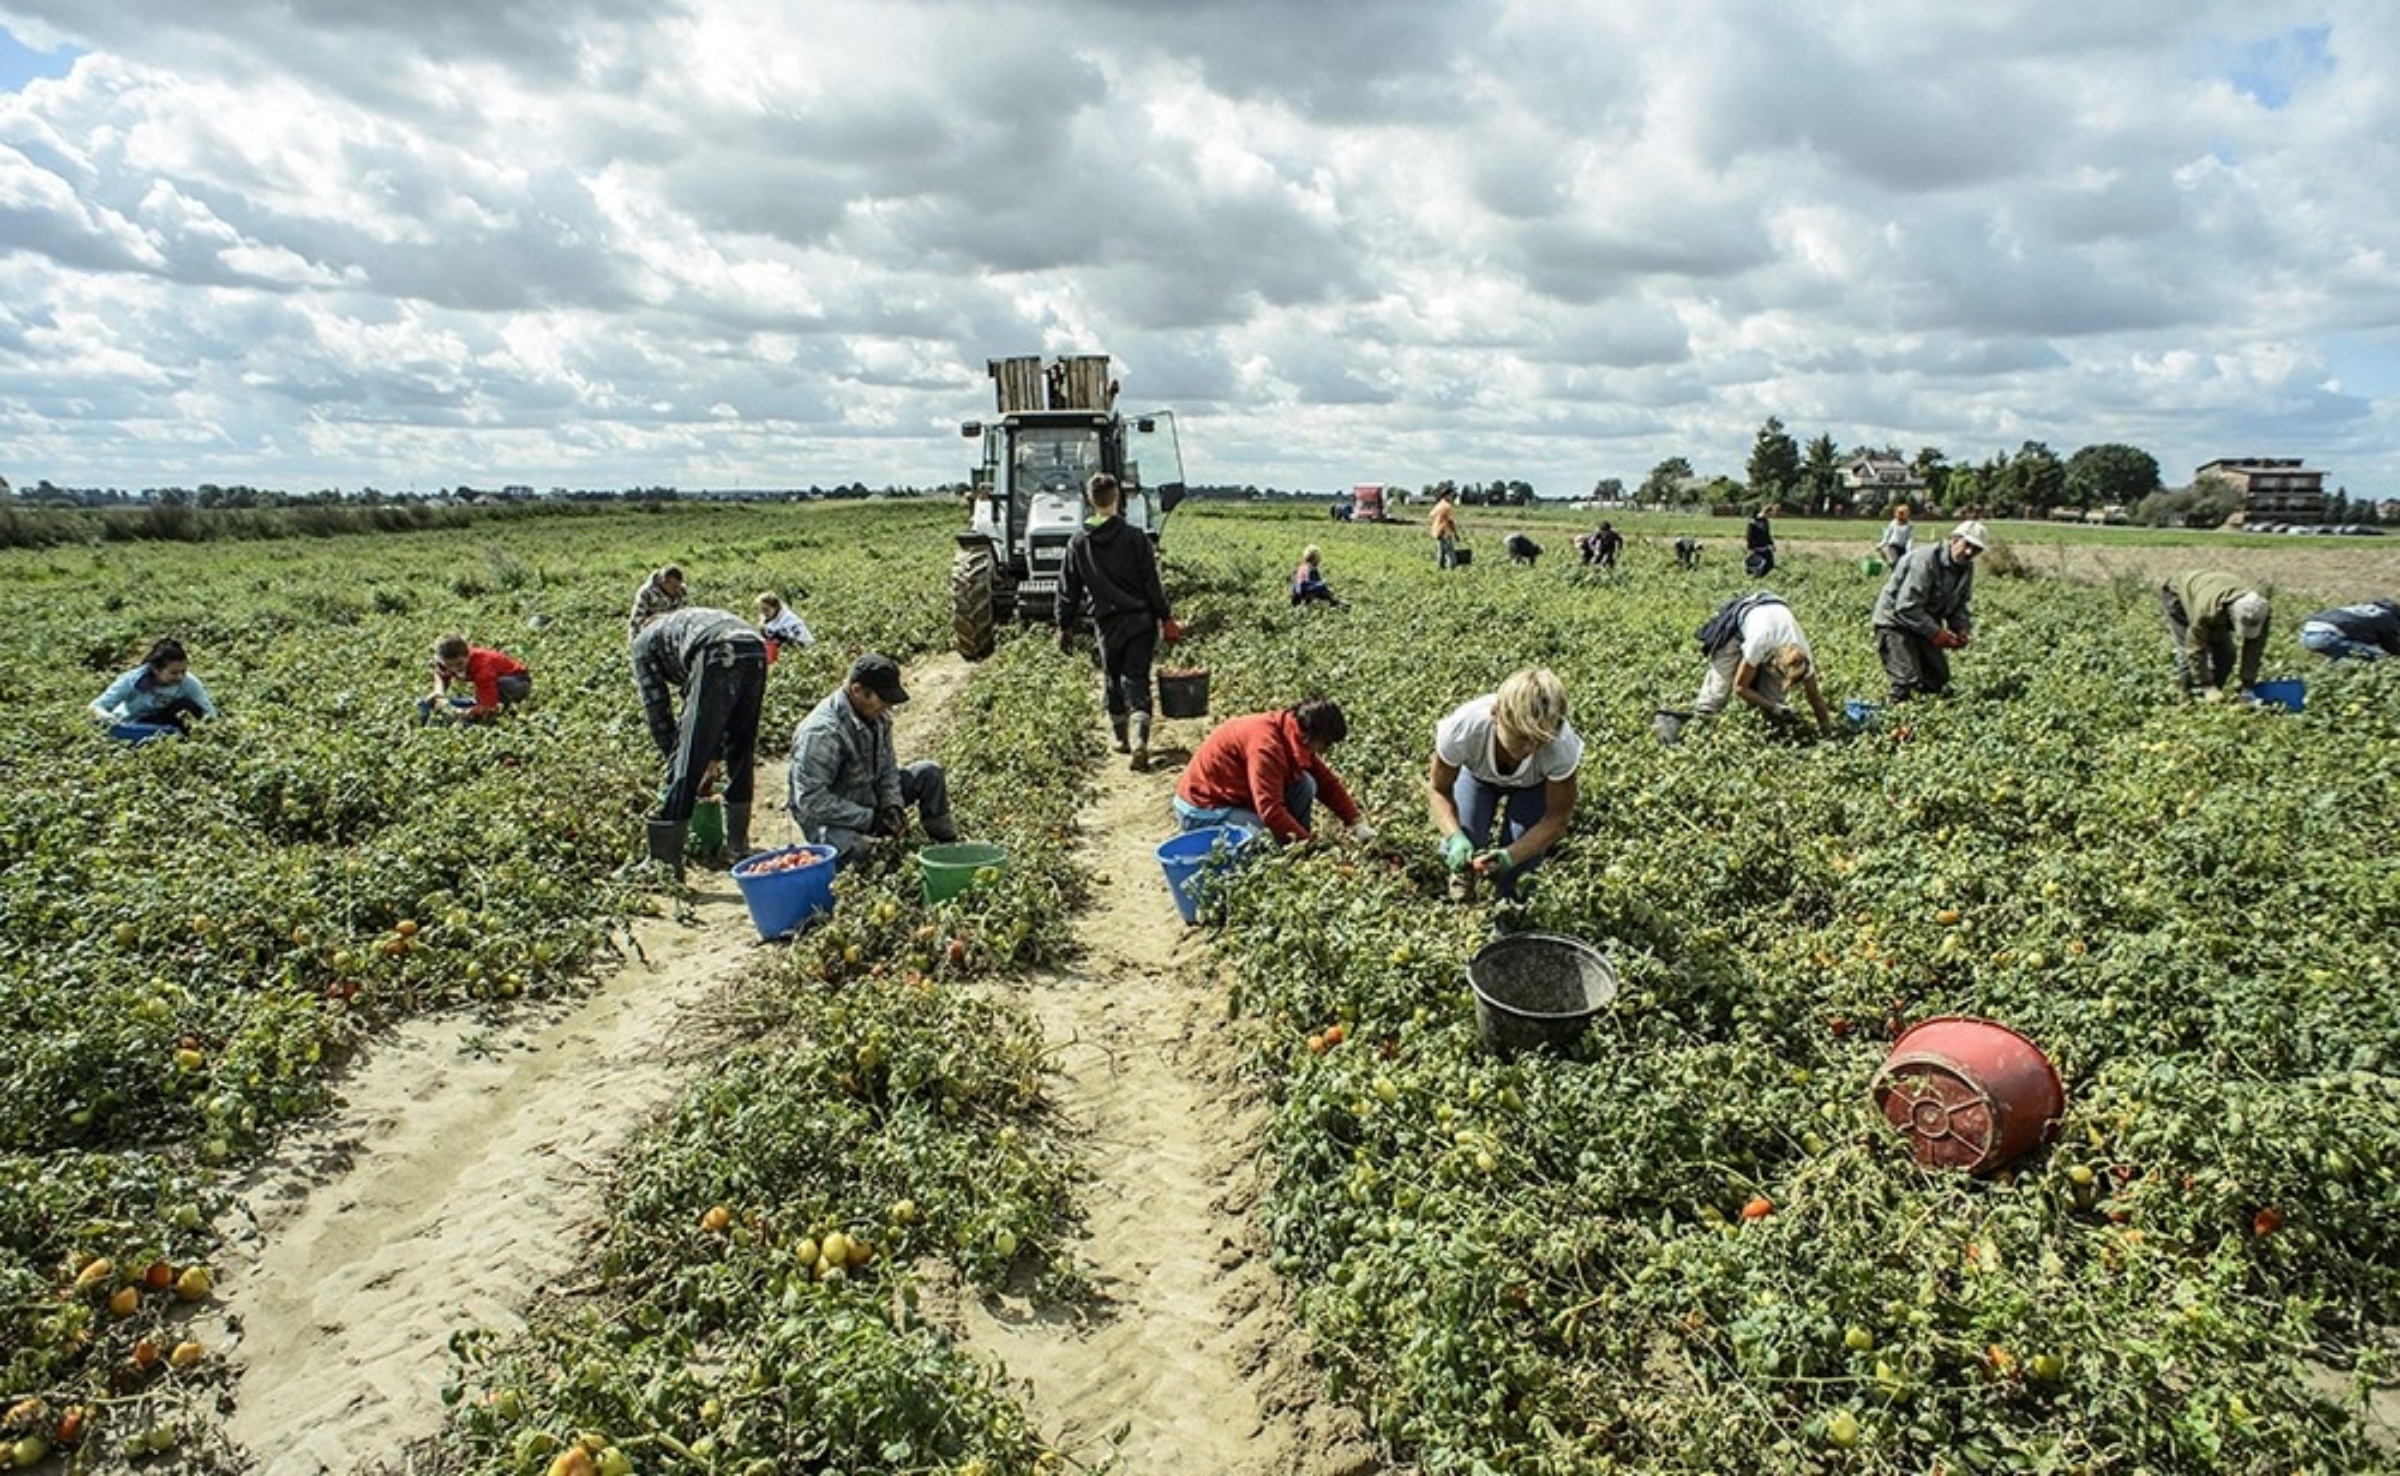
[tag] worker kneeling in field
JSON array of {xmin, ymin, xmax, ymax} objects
[
  {"xmin": 788, "ymin": 653, "xmax": 958, "ymax": 858},
  {"xmin": 2158, "ymin": 571, "xmax": 2271, "ymax": 699},
  {"xmin": 1871, "ymin": 520, "xmax": 1985, "ymax": 702},
  {"xmin": 2299, "ymin": 599, "xmax": 2399, "ymax": 661},
  {"xmin": 420, "ymin": 633, "xmax": 530, "ymax": 724},
  {"xmin": 632, "ymin": 608, "xmax": 768, "ymax": 876},
  {"xmin": 1291, "ymin": 546, "xmax": 1344, "ymax": 607},
  {"xmin": 1661, "ymin": 592, "xmax": 1834, "ymax": 743},
  {"xmin": 90, "ymin": 636, "xmax": 218, "ymax": 732},
  {"xmin": 1428, "ymin": 667, "xmax": 1580, "ymax": 904},
  {"xmin": 1173, "ymin": 697, "xmax": 1373, "ymax": 846}
]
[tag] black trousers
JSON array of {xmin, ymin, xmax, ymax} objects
[
  {"xmin": 657, "ymin": 639, "xmax": 766, "ymax": 822},
  {"xmin": 1095, "ymin": 613, "xmax": 1159, "ymax": 718}
]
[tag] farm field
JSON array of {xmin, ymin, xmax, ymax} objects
[{"xmin": 2, "ymin": 500, "xmax": 2397, "ymax": 1474}]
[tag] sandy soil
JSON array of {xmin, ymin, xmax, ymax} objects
[
  {"xmin": 216, "ymin": 660, "xmax": 967, "ymax": 1476},
  {"xmin": 949, "ymin": 715, "xmax": 1377, "ymax": 1475}
]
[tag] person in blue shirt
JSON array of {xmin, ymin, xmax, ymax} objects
[{"xmin": 90, "ymin": 638, "xmax": 218, "ymax": 731}]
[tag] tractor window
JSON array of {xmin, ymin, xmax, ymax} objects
[{"xmin": 1012, "ymin": 429, "xmax": 1101, "ymax": 503}]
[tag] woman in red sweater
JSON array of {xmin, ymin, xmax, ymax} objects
[
  {"xmin": 1171, "ymin": 697, "xmax": 1374, "ymax": 845},
  {"xmin": 421, "ymin": 633, "xmax": 532, "ymax": 724}
]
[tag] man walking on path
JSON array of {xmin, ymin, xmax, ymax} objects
[
  {"xmin": 1059, "ymin": 472, "xmax": 1175, "ymax": 771},
  {"xmin": 1871, "ymin": 520, "xmax": 1986, "ymax": 702},
  {"xmin": 631, "ymin": 607, "xmax": 767, "ymax": 875}
]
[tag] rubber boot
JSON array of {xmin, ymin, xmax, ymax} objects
[
  {"xmin": 644, "ymin": 819, "xmax": 687, "ymax": 881},
  {"xmin": 1129, "ymin": 713, "xmax": 1152, "ymax": 773},
  {"xmin": 923, "ymin": 811, "xmax": 960, "ymax": 844},
  {"xmin": 1111, "ymin": 714, "xmax": 1130, "ymax": 753},
  {"xmin": 724, "ymin": 802, "xmax": 754, "ymax": 862}
]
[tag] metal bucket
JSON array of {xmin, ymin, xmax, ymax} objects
[
  {"xmin": 1871, "ymin": 1016, "xmax": 2065, "ymax": 1174},
  {"xmin": 1466, "ymin": 933, "xmax": 1618, "ymax": 1058}
]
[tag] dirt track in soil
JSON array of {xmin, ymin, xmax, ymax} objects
[
  {"xmin": 216, "ymin": 661, "xmax": 969, "ymax": 1476},
  {"xmin": 946, "ymin": 715, "xmax": 1376, "ymax": 1475}
]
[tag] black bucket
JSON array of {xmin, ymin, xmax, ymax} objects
[
  {"xmin": 1467, "ymin": 933, "xmax": 1618, "ymax": 1058},
  {"xmin": 1157, "ymin": 668, "xmax": 1210, "ymax": 719}
]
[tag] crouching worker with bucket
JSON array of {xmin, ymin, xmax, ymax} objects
[
  {"xmin": 788, "ymin": 653, "xmax": 959, "ymax": 859},
  {"xmin": 1428, "ymin": 667, "xmax": 1579, "ymax": 903},
  {"xmin": 420, "ymin": 634, "xmax": 530, "ymax": 724},
  {"xmin": 1172, "ymin": 696, "xmax": 1374, "ymax": 846},
  {"xmin": 632, "ymin": 608, "xmax": 768, "ymax": 878}
]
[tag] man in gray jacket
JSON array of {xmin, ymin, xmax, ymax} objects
[
  {"xmin": 1870, "ymin": 520, "xmax": 1986, "ymax": 701},
  {"xmin": 788, "ymin": 653, "xmax": 959, "ymax": 857}
]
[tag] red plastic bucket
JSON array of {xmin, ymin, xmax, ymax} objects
[{"xmin": 1871, "ymin": 1016, "xmax": 2065, "ymax": 1174}]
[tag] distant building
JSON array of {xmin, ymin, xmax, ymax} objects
[
  {"xmin": 1841, "ymin": 453, "xmax": 1924, "ymax": 505},
  {"xmin": 2198, "ymin": 458, "xmax": 2326, "ymax": 525}
]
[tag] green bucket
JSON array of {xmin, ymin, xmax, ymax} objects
[
  {"xmin": 1860, "ymin": 556, "xmax": 1885, "ymax": 576},
  {"xmin": 690, "ymin": 796, "xmax": 725, "ymax": 855},
  {"xmin": 919, "ymin": 842, "xmax": 1009, "ymax": 904}
]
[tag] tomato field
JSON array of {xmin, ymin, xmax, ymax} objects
[{"xmin": 3, "ymin": 499, "xmax": 2398, "ymax": 1473}]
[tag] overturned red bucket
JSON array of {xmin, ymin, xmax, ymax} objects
[{"xmin": 1871, "ymin": 1016, "xmax": 2065, "ymax": 1174}]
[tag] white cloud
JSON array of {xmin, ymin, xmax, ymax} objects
[{"xmin": 0, "ymin": 0, "xmax": 2396, "ymax": 493}]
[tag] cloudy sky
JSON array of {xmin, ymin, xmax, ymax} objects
[{"xmin": 2, "ymin": 1, "xmax": 2395, "ymax": 496}]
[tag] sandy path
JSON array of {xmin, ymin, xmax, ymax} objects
[
  {"xmin": 956, "ymin": 719, "xmax": 1376, "ymax": 1475},
  {"xmin": 217, "ymin": 657, "xmax": 969, "ymax": 1476}
]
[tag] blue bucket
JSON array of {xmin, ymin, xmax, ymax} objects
[
  {"xmin": 109, "ymin": 722, "xmax": 180, "ymax": 746},
  {"xmin": 730, "ymin": 844, "xmax": 839, "ymax": 940},
  {"xmin": 1156, "ymin": 825, "xmax": 1257, "ymax": 925},
  {"xmin": 2250, "ymin": 678, "xmax": 2304, "ymax": 713}
]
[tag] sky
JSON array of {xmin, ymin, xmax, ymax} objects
[{"xmin": 1, "ymin": 1, "xmax": 2397, "ymax": 497}]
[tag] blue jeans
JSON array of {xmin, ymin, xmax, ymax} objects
[
  {"xmin": 1452, "ymin": 770, "xmax": 1550, "ymax": 898},
  {"xmin": 2301, "ymin": 626, "xmax": 2383, "ymax": 660},
  {"xmin": 1174, "ymin": 773, "xmax": 1315, "ymax": 840}
]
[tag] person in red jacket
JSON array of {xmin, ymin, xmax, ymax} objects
[
  {"xmin": 421, "ymin": 634, "xmax": 532, "ymax": 724},
  {"xmin": 1171, "ymin": 697, "xmax": 1374, "ymax": 845}
]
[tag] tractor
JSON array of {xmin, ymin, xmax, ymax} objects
[{"xmin": 950, "ymin": 353, "xmax": 1187, "ymax": 660}]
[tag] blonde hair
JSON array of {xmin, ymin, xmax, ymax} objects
[
  {"xmin": 755, "ymin": 591, "xmax": 784, "ymax": 616},
  {"xmin": 1302, "ymin": 545, "xmax": 1320, "ymax": 563},
  {"xmin": 1773, "ymin": 643, "xmax": 1812, "ymax": 682},
  {"xmin": 1492, "ymin": 667, "xmax": 1568, "ymax": 749}
]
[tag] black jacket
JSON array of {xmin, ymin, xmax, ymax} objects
[{"xmin": 1059, "ymin": 514, "xmax": 1170, "ymax": 628}]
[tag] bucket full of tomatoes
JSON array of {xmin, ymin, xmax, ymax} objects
[
  {"xmin": 1466, "ymin": 932, "xmax": 1618, "ymax": 1058},
  {"xmin": 730, "ymin": 843, "xmax": 839, "ymax": 940}
]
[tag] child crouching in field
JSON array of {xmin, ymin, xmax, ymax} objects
[
  {"xmin": 420, "ymin": 634, "xmax": 531, "ymax": 724},
  {"xmin": 755, "ymin": 591, "xmax": 814, "ymax": 663}
]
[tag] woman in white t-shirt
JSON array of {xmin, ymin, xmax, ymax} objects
[
  {"xmin": 1427, "ymin": 667, "xmax": 1580, "ymax": 901},
  {"xmin": 1691, "ymin": 598, "xmax": 1834, "ymax": 734}
]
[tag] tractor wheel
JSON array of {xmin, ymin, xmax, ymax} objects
[{"xmin": 951, "ymin": 542, "xmax": 997, "ymax": 661}]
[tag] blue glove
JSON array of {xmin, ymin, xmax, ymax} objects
[{"xmin": 1441, "ymin": 832, "xmax": 1474, "ymax": 871}]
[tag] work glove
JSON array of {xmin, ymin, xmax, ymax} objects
[
  {"xmin": 1348, "ymin": 820, "xmax": 1378, "ymax": 844},
  {"xmin": 1162, "ymin": 617, "xmax": 1185, "ymax": 645},
  {"xmin": 2200, "ymin": 686, "xmax": 2226, "ymax": 704},
  {"xmin": 1930, "ymin": 629, "xmax": 1963, "ymax": 650},
  {"xmin": 1440, "ymin": 832, "xmax": 1474, "ymax": 872},
  {"xmin": 875, "ymin": 805, "xmax": 908, "ymax": 838},
  {"xmin": 1474, "ymin": 849, "xmax": 1517, "ymax": 878}
]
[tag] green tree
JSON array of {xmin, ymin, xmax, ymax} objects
[
  {"xmin": 1911, "ymin": 446, "xmax": 1950, "ymax": 509},
  {"xmin": 1640, "ymin": 457, "xmax": 1695, "ymax": 506},
  {"xmin": 1745, "ymin": 418, "xmax": 1799, "ymax": 507},
  {"xmin": 1801, "ymin": 434, "xmax": 1842, "ymax": 513},
  {"xmin": 2064, "ymin": 443, "xmax": 2162, "ymax": 510},
  {"xmin": 1590, "ymin": 476, "xmax": 1625, "ymax": 502}
]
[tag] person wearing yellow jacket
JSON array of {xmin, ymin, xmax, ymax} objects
[{"xmin": 2158, "ymin": 570, "xmax": 2270, "ymax": 699}]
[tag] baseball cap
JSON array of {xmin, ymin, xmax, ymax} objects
[
  {"xmin": 2231, "ymin": 591, "xmax": 2271, "ymax": 638},
  {"xmin": 1951, "ymin": 520, "xmax": 1991, "ymax": 552},
  {"xmin": 848, "ymin": 653, "xmax": 909, "ymax": 704}
]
